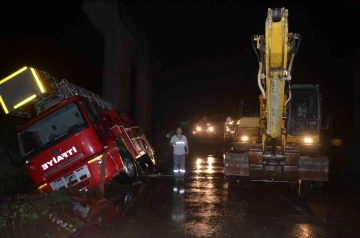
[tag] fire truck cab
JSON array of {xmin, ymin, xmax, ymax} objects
[{"xmin": 1, "ymin": 66, "xmax": 155, "ymax": 193}]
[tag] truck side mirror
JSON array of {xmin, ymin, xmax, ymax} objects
[
  {"xmin": 321, "ymin": 115, "xmax": 332, "ymax": 130},
  {"xmin": 4, "ymin": 138, "xmax": 24, "ymax": 167}
]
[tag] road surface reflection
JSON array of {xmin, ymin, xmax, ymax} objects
[
  {"xmin": 183, "ymin": 154, "xmax": 225, "ymax": 237},
  {"xmin": 8, "ymin": 183, "xmax": 143, "ymax": 238}
]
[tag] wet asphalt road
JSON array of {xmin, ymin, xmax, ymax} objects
[
  {"xmin": 92, "ymin": 141, "xmax": 360, "ymax": 238},
  {"xmin": 22, "ymin": 140, "xmax": 359, "ymax": 238}
]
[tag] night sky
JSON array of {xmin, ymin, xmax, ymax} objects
[{"xmin": 0, "ymin": 1, "xmax": 356, "ymax": 138}]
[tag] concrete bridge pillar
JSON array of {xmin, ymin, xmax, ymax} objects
[
  {"xmin": 82, "ymin": 0, "xmax": 160, "ymax": 130},
  {"xmin": 82, "ymin": 0, "xmax": 133, "ymax": 109},
  {"xmin": 134, "ymin": 45, "xmax": 154, "ymax": 132}
]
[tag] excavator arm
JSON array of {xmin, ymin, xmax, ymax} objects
[{"xmin": 253, "ymin": 8, "xmax": 301, "ymax": 155}]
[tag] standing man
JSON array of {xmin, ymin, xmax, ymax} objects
[{"xmin": 170, "ymin": 127, "xmax": 189, "ymax": 180}]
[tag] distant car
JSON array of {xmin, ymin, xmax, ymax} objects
[{"xmin": 193, "ymin": 121, "xmax": 216, "ymax": 136}]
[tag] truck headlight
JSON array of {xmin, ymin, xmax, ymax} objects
[
  {"xmin": 208, "ymin": 127, "xmax": 214, "ymax": 132},
  {"xmin": 241, "ymin": 136, "xmax": 248, "ymax": 141},
  {"xmin": 196, "ymin": 127, "xmax": 201, "ymax": 131},
  {"xmin": 304, "ymin": 137, "xmax": 313, "ymax": 143}
]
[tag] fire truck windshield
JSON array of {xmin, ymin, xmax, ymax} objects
[{"xmin": 18, "ymin": 103, "xmax": 88, "ymax": 158}]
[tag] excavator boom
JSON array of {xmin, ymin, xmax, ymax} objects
[
  {"xmin": 254, "ymin": 8, "xmax": 300, "ymax": 145},
  {"xmin": 263, "ymin": 8, "xmax": 289, "ymax": 139}
]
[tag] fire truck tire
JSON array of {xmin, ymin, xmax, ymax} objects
[{"xmin": 118, "ymin": 156, "xmax": 138, "ymax": 183}]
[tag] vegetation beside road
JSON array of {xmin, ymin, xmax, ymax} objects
[
  {"xmin": 0, "ymin": 190, "xmax": 73, "ymax": 231},
  {"xmin": 0, "ymin": 151, "xmax": 63, "ymax": 231},
  {"xmin": 0, "ymin": 147, "xmax": 75, "ymax": 234}
]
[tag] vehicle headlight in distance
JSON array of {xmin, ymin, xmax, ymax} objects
[
  {"xmin": 196, "ymin": 127, "xmax": 201, "ymax": 131},
  {"xmin": 208, "ymin": 127, "xmax": 214, "ymax": 132},
  {"xmin": 304, "ymin": 137, "xmax": 313, "ymax": 143},
  {"xmin": 241, "ymin": 136, "xmax": 248, "ymax": 141}
]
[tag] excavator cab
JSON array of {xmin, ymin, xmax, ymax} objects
[{"xmin": 288, "ymin": 85, "xmax": 321, "ymax": 140}]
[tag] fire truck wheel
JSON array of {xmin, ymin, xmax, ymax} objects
[{"xmin": 120, "ymin": 157, "xmax": 138, "ymax": 183}]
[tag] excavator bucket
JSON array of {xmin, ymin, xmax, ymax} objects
[{"xmin": 224, "ymin": 151, "xmax": 329, "ymax": 182}]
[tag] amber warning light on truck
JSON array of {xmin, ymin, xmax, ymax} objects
[{"xmin": 0, "ymin": 66, "xmax": 46, "ymax": 114}]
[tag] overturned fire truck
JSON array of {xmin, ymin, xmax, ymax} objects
[{"xmin": 0, "ymin": 66, "xmax": 155, "ymax": 192}]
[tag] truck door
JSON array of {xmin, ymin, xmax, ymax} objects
[{"xmin": 81, "ymin": 101, "xmax": 103, "ymax": 136}]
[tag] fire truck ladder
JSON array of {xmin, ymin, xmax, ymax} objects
[
  {"xmin": 33, "ymin": 70, "xmax": 114, "ymax": 116},
  {"xmin": 58, "ymin": 79, "xmax": 113, "ymax": 110}
]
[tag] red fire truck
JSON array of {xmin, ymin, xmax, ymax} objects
[{"xmin": 0, "ymin": 66, "xmax": 155, "ymax": 192}]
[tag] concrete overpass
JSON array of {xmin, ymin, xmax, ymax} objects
[{"xmin": 82, "ymin": 0, "xmax": 160, "ymax": 132}]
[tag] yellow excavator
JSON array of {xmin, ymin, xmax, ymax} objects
[{"xmin": 224, "ymin": 8, "xmax": 330, "ymax": 185}]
